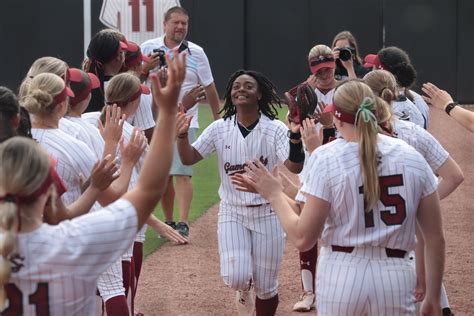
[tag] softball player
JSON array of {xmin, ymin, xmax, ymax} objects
[
  {"xmin": 290, "ymin": 44, "xmax": 339, "ymax": 312},
  {"xmin": 0, "ymin": 54, "xmax": 185, "ymax": 314},
  {"xmin": 363, "ymin": 47, "xmax": 427, "ymax": 128},
  {"xmin": 246, "ymin": 80, "xmax": 445, "ymax": 316},
  {"xmin": 176, "ymin": 70, "xmax": 303, "ymax": 315}
]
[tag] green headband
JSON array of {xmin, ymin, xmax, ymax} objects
[{"xmin": 355, "ymin": 97, "xmax": 378, "ymax": 130}]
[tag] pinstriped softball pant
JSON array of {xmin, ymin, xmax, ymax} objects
[
  {"xmin": 316, "ymin": 246, "xmax": 416, "ymax": 316},
  {"xmin": 217, "ymin": 202, "xmax": 285, "ymax": 299}
]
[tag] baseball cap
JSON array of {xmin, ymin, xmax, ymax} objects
[
  {"xmin": 363, "ymin": 54, "xmax": 383, "ymax": 69},
  {"xmin": 124, "ymin": 41, "xmax": 152, "ymax": 68},
  {"xmin": 69, "ymin": 68, "xmax": 101, "ymax": 106},
  {"xmin": 53, "ymin": 85, "xmax": 75, "ymax": 106},
  {"xmin": 323, "ymin": 103, "xmax": 356, "ymax": 124},
  {"xmin": 65, "ymin": 67, "xmax": 84, "ymax": 85},
  {"xmin": 309, "ymin": 55, "xmax": 336, "ymax": 74}
]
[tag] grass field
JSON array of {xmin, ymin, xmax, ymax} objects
[
  {"xmin": 143, "ymin": 105, "xmax": 220, "ymax": 256},
  {"xmin": 143, "ymin": 104, "xmax": 289, "ymax": 256}
]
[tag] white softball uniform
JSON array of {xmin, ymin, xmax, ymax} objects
[
  {"xmin": 314, "ymin": 87, "xmax": 335, "ymax": 105},
  {"xmin": 99, "ymin": 0, "xmax": 180, "ymax": 44},
  {"xmin": 126, "ymin": 93, "xmax": 156, "ymax": 131},
  {"xmin": 31, "ymin": 128, "xmax": 97, "ymax": 207},
  {"xmin": 58, "ymin": 118, "xmax": 101, "ymax": 160},
  {"xmin": 5, "ymin": 199, "xmax": 138, "ymax": 316},
  {"xmin": 299, "ymin": 134, "xmax": 437, "ymax": 315},
  {"xmin": 392, "ymin": 97, "xmax": 425, "ymax": 128},
  {"xmin": 141, "ymin": 36, "xmax": 215, "ymax": 129},
  {"xmin": 411, "ymin": 90, "xmax": 430, "ymax": 128},
  {"xmin": 192, "ymin": 114, "xmax": 288, "ymax": 298},
  {"xmin": 393, "ymin": 119, "xmax": 449, "ymax": 172},
  {"xmin": 65, "ymin": 116, "xmax": 105, "ymax": 159}
]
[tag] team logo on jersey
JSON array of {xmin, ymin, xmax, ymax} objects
[
  {"xmin": 224, "ymin": 155, "xmax": 268, "ymax": 176},
  {"xmin": 9, "ymin": 253, "xmax": 25, "ymax": 273},
  {"xmin": 225, "ymin": 145, "xmax": 231, "ymax": 149}
]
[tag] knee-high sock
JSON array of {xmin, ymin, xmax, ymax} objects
[
  {"xmin": 299, "ymin": 242, "xmax": 318, "ymax": 292},
  {"xmin": 255, "ymin": 294, "xmax": 279, "ymax": 316}
]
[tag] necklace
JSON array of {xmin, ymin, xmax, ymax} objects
[{"xmin": 237, "ymin": 120, "xmax": 255, "ymax": 132}]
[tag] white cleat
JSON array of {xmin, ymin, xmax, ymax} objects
[{"xmin": 293, "ymin": 291, "xmax": 316, "ymax": 312}]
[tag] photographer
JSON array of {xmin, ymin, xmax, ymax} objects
[{"xmin": 331, "ymin": 31, "xmax": 369, "ymax": 80}]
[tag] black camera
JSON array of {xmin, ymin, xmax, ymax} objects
[
  {"xmin": 152, "ymin": 49, "xmax": 166, "ymax": 68},
  {"xmin": 337, "ymin": 47, "xmax": 354, "ymax": 61}
]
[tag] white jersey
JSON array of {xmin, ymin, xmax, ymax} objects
[
  {"xmin": 65, "ymin": 116, "xmax": 105, "ymax": 159},
  {"xmin": 82, "ymin": 112, "xmax": 148, "ymax": 250},
  {"xmin": 31, "ymin": 128, "xmax": 97, "ymax": 206},
  {"xmin": 392, "ymin": 98, "xmax": 425, "ymax": 128},
  {"xmin": 6, "ymin": 199, "xmax": 138, "ymax": 316},
  {"xmin": 193, "ymin": 114, "xmax": 289, "ymax": 206},
  {"xmin": 411, "ymin": 90, "xmax": 430, "ymax": 128},
  {"xmin": 393, "ymin": 119, "xmax": 448, "ymax": 171},
  {"xmin": 126, "ymin": 93, "xmax": 155, "ymax": 131},
  {"xmin": 58, "ymin": 118, "xmax": 100, "ymax": 160},
  {"xmin": 314, "ymin": 87, "xmax": 335, "ymax": 105},
  {"xmin": 99, "ymin": 0, "xmax": 180, "ymax": 44},
  {"xmin": 141, "ymin": 36, "xmax": 215, "ymax": 128},
  {"xmin": 300, "ymin": 134, "xmax": 437, "ymax": 251}
]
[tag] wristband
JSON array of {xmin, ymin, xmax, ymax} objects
[
  {"xmin": 288, "ymin": 140, "xmax": 305, "ymax": 163},
  {"xmin": 287, "ymin": 130, "xmax": 301, "ymax": 140},
  {"xmin": 444, "ymin": 102, "xmax": 458, "ymax": 116}
]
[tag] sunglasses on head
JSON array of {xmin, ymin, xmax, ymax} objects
[{"xmin": 309, "ymin": 55, "xmax": 335, "ymax": 67}]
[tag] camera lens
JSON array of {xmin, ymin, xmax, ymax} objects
[{"xmin": 338, "ymin": 48, "xmax": 352, "ymax": 61}]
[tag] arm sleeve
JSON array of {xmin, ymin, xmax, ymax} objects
[
  {"xmin": 414, "ymin": 125, "xmax": 449, "ymax": 171},
  {"xmin": 54, "ymin": 199, "xmax": 138, "ymax": 277},
  {"xmin": 192, "ymin": 121, "xmax": 217, "ymax": 159}
]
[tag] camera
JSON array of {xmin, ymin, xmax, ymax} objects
[
  {"xmin": 152, "ymin": 49, "xmax": 166, "ymax": 68},
  {"xmin": 336, "ymin": 47, "xmax": 354, "ymax": 61}
]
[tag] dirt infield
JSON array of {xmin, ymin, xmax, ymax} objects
[{"xmin": 136, "ymin": 108, "xmax": 473, "ymax": 315}]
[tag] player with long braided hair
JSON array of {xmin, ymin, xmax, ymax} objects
[{"xmin": 176, "ymin": 69, "xmax": 303, "ymax": 315}]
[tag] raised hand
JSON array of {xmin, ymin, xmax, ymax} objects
[
  {"xmin": 315, "ymin": 101, "xmax": 333, "ymax": 127},
  {"xmin": 153, "ymin": 221, "xmax": 188, "ymax": 245},
  {"xmin": 120, "ymin": 128, "xmax": 147, "ymax": 165},
  {"xmin": 230, "ymin": 173, "xmax": 257, "ymax": 193},
  {"xmin": 99, "ymin": 104, "xmax": 125, "ymax": 145},
  {"xmin": 181, "ymin": 84, "xmax": 206, "ymax": 110},
  {"xmin": 422, "ymin": 82, "xmax": 453, "ymax": 111},
  {"xmin": 244, "ymin": 160, "xmax": 284, "ymax": 201},
  {"xmin": 150, "ymin": 51, "xmax": 186, "ymax": 115},
  {"xmin": 300, "ymin": 118, "xmax": 322, "ymax": 153},
  {"xmin": 90, "ymin": 154, "xmax": 120, "ymax": 191},
  {"xmin": 176, "ymin": 112, "xmax": 192, "ymax": 138}
]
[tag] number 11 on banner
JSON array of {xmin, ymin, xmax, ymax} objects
[{"xmin": 129, "ymin": 0, "xmax": 154, "ymax": 32}]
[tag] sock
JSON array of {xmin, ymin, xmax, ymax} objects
[
  {"xmin": 133, "ymin": 241, "xmax": 144, "ymax": 299},
  {"xmin": 255, "ymin": 294, "xmax": 279, "ymax": 316},
  {"xmin": 105, "ymin": 295, "xmax": 129, "ymax": 316},
  {"xmin": 122, "ymin": 261, "xmax": 131, "ymax": 298},
  {"xmin": 299, "ymin": 242, "xmax": 318, "ymax": 292}
]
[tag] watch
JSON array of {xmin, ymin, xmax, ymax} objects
[
  {"xmin": 287, "ymin": 130, "xmax": 301, "ymax": 140},
  {"xmin": 444, "ymin": 102, "xmax": 458, "ymax": 116}
]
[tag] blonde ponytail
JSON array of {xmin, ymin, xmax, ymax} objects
[
  {"xmin": 333, "ymin": 80, "xmax": 380, "ymax": 212},
  {"xmin": 0, "ymin": 201, "xmax": 18, "ymax": 308}
]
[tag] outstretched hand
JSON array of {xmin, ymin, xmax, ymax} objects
[
  {"xmin": 244, "ymin": 160, "xmax": 284, "ymax": 201},
  {"xmin": 421, "ymin": 82, "xmax": 453, "ymax": 111},
  {"xmin": 176, "ymin": 112, "xmax": 192, "ymax": 138},
  {"xmin": 99, "ymin": 104, "xmax": 125, "ymax": 144},
  {"xmin": 300, "ymin": 118, "xmax": 321, "ymax": 154},
  {"xmin": 150, "ymin": 51, "xmax": 186, "ymax": 115},
  {"xmin": 90, "ymin": 154, "xmax": 120, "ymax": 191},
  {"xmin": 230, "ymin": 173, "xmax": 257, "ymax": 193}
]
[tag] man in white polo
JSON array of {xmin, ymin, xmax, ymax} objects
[{"xmin": 141, "ymin": 6, "xmax": 220, "ymax": 237}]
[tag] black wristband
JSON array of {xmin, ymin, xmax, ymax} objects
[
  {"xmin": 445, "ymin": 102, "xmax": 458, "ymax": 116},
  {"xmin": 287, "ymin": 130, "xmax": 301, "ymax": 140},
  {"xmin": 288, "ymin": 140, "xmax": 305, "ymax": 163},
  {"xmin": 322, "ymin": 127, "xmax": 336, "ymax": 144}
]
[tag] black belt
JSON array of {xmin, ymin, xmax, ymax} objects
[{"xmin": 331, "ymin": 245, "xmax": 406, "ymax": 258}]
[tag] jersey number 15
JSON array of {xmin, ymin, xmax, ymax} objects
[{"xmin": 359, "ymin": 174, "xmax": 407, "ymax": 228}]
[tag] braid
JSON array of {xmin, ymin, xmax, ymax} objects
[{"xmin": 219, "ymin": 70, "xmax": 282, "ymax": 120}]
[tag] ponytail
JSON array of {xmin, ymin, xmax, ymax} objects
[
  {"xmin": 354, "ymin": 97, "xmax": 380, "ymax": 212},
  {"xmin": 0, "ymin": 199, "xmax": 18, "ymax": 308}
]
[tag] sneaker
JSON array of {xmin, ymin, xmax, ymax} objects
[
  {"xmin": 176, "ymin": 222, "xmax": 189, "ymax": 237},
  {"xmin": 235, "ymin": 286, "xmax": 255, "ymax": 316},
  {"xmin": 164, "ymin": 220, "xmax": 177, "ymax": 229},
  {"xmin": 293, "ymin": 291, "xmax": 315, "ymax": 312}
]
